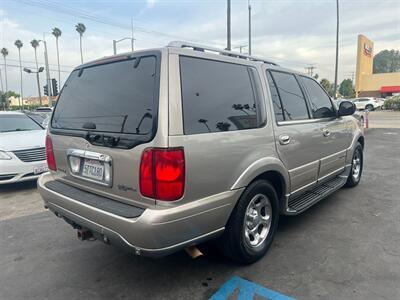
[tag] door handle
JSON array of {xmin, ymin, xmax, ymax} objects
[
  {"xmin": 322, "ymin": 128, "xmax": 331, "ymax": 137},
  {"xmin": 279, "ymin": 134, "xmax": 291, "ymax": 145}
]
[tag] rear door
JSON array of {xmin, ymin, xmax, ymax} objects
[
  {"xmin": 49, "ymin": 51, "xmax": 167, "ymax": 208},
  {"xmin": 266, "ymin": 69, "xmax": 321, "ymax": 196},
  {"xmin": 299, "ymin": 76, "xmax": 349, "ymax": 181}
]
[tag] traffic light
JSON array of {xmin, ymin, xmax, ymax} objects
[
  {"xmin": 43, "ymin": 84, "xmax": 49, "ymax": 96},
  {"xmin": 52, "ymin": 78, "xmax": 58, "ymax": 96}
]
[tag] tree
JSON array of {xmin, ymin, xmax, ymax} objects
[
  {"xmin": 30, "ymin": 39, "xmax": 40, "ymax": 70},
  {"xmin": 0, "ymin": 91, "xmax": 19, "ymax": 110},
  {"xmin": 75, "ymin": 23, "xmax": 86, "ymax": 64},
  {"xmin": 52, "ymin": 28, "xmax": 62, "ymax": 87},
  {"xmin": 319, "ymin": 78, "xmax": 334, "ymax": 97},
  {"xmin": 373, "ymin": 50, "xmax": 400, "ymax": 73},
  {"xmin": 339, "ymin": 78, "xmax": 355, "ymax": 98},
  {"xmin": 14, "ymin": 39, "xmax": 24, "ymax": 108},
  {"xmin": 1, "ymin": 48, "xmax": 8, "ymax": 92}
]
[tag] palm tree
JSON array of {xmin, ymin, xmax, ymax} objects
[
  {"xmin": 1, "ymin": 48, "xmax": 9, "ymax": 109},
  {"xmin": 14, "ymin": 40, "xmax": 24, "ymax": 108},
  {"xmin": 30, "ymin": 39, "xmax": 40, "ymax": 70},
  {"xmin": 75, "ymin": 23, "xmax": 86, "ymax": 64},
  {"xmin": 52, "ymin": 27, "xmax": 62, "ymax": 87}
]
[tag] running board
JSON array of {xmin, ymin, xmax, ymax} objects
[{"xmin": 287, "ymin": 175, "xmax": 347, "ymax": 214}]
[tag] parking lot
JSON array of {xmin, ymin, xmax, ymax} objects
[{"xmin": 1, "ymin": 116, "xmax": 400, "ymax": 299}]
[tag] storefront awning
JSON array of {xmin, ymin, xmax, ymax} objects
[{"xmin": 380, "ymin": 86, "xmax": 400, "ymax": 93}]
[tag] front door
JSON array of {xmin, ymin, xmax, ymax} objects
[
  {"xmin": 266, "ymin": 69, "xmax": 321, "ymax": 195},
  {"xmin": 298, "ymin": 76, "xmax": 348, "ymax": 181}
]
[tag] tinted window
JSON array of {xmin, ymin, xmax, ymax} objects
[
  {"xmin": 269, "ymin": 71, "xmax": 309, "ymax": 120},
  {"xmin": 0, "ymin": 114, "xmax": 43, "ymax": 132},
  {"xmin": 266, "ymin": 71, "xmax": 284, "ymax": 122},
  {"xmin": 52, "ymin": 55, "xmax": 159, "ymax": 136},
  {"xmin": 180, "ymin": 56, "xmax": 262, "ymax": 134},
  {"xmin": 301, "ymin": 76, "xmax": 336, "ymax": 118}
]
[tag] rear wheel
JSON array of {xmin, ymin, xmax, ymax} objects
[
  {"xmin": 345, "ymin": 142, "xmax": 363, "ymax": 187},
  {"xmin": 219, "ymin": 180, "xmax": 279, "ymax": 264},
  {"xmin": 366, "ymin": 104, "xmax": 374, "ymax": 111}
]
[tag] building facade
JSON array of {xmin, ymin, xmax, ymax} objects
[{"xmin": 355, "ymin": 34, "xmax": 400, "ymax": 97}]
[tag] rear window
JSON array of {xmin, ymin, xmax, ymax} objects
[{"xmin": 52, "ymin": 54, "xmax": 160, "ymax": 138}]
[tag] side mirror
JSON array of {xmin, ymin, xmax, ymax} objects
[{"xmin": 338, "ymin": 101, "xmax": 356, "ymax": 117}]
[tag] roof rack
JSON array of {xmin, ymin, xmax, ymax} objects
[{"xmin": 168, "ymin": 41, "xmax": 279, "ymax": 66}]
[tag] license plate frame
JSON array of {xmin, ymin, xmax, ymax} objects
[
  {"xmin": 67, "ymin": 149, "xmax": 113, "ymax": 187},
  {"xmin": 81, "ymin": 159, "xmax": 105, "ymax": 181}
]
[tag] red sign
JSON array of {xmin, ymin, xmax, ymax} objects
[{"xmin": 380, "ymin": 86, "xmax": 400, "ymax": 93}]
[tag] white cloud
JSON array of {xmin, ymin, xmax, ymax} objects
[{"xmin": 147, "ymin": 0, "xmax": 157, "ymax": 8}]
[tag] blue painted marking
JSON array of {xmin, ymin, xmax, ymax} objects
[{"xmin": 210, "ymin": 276, "xmax": 295, "ymax": 300}]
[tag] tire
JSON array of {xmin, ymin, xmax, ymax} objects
[
  {"xmin": 366, "ymin": 104, "xmax": 374, "ymax": 111},
  {"xmin": 218, "ymin": 180, "xmax": 279, "ymax": 264},
  {"xmin": 345, "ymin": 142, "xmax": 363, "ymax": 187}
]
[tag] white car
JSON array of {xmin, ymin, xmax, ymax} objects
[
  {"xmin": 0, "ymin": 111, "xmax": 48, "ymax": 184},
  {"xmin": 352, "ymin": 97, "xmax": 383, "ymax": 111}
]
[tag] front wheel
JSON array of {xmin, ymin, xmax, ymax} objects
[
  {"xmin": 366, "ymin": 104, "xmax": 374, "ymax": 111},
  {"xmin": 218, "ymin": 180, "xmax": 279, "ymax": 264},
  {"xmin": 345, "ymin": 142, "xmax": 363, "ymax": 187}
]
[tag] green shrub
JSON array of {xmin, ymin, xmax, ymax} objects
[{"xmin": 384, "ymin": 96, "xmax": 400, "ymax": 111}]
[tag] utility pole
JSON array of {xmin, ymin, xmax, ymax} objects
[
  {"xmin": 227, "ymin": 0, "xmax": 231, "ymax": 50},
  {"xmin": 131, "ymin": 18, "xmax": 135, "ymax": 52},
  {"xmin": 248, "ymin": 0, "xmax": 252, "ymax": 55},
  {"xmin": 305, "ymin": 66, "xmax": 316, "ymax": 77},
  {"xmin": 333, "ymin": 0, "xmax": 339, "ymax": 99}
]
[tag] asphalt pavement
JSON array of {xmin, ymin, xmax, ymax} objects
[{"xmin": 1, "ymin": 128, "xmax": 400, "ymax": 300}]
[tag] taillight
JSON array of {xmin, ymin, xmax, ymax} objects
[
  {"xmin": 140, "ymin": 148, "xmax": 185, "ymax": 201},
  {"xmin": 45, "ymin": 135, "xmax": 57, "ymax": 171}
]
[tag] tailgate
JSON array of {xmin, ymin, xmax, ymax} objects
[{"xmin": 48, "ymin": 50, "xmax": 168, "ymax": 209}]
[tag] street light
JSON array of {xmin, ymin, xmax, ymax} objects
[
  {"xmin": 38, "ymin": 38, "xmax": 52, "ymax": 107},
  {"xmin": 113, "ymin": 37, "xmax": 135, "ymax": 55},
  {"xmin": 24, "ymin": 67, "xmax": 44, "ymax": 105}
]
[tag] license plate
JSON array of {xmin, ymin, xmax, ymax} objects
[
  {"xmin": 34, "ymin": 164, "xmax": 49, "ymax": 175},
  {"xmin": 82, "ymin": 159, "xmax": 104, "ymax": 181}
]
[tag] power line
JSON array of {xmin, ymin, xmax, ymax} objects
[{"xmin": 1, "ymin": 63, "xmax": 71, "ymax": 73}]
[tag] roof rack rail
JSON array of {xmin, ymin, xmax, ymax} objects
[{"xmin": 168, "ymin": 41, "xmax": 279, "ymax": 66}]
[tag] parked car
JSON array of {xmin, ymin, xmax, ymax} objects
[
  {"xmin": 38, "ymin": 42, "xmax": 364, "ymax": 263},
  {"xmin": 25, "ymin": 111, "xmax": 52, "ymax": 128},
  {"xmin": 352, "ymin": 97, "xmax": 383, "ymax": 110},
  {"xmin": 35, "ymin": 107, "xmax": 53, "ymax": 113},
  {"xmin": 0, "ymin": 111, "xmax": 48, "ymax": 184}
]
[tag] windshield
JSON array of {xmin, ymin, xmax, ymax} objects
[
  {"xmin": 0, "ymin": 114, "xmax": 43, "ymax": 132},
  {"xmin": 52, "ymin": 54, "xmax": 160, "ymax": 137}
]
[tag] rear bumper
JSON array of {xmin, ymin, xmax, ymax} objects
[{"xmin": 38, "ymin": 173, "xmax": 242, "ymax": 257}]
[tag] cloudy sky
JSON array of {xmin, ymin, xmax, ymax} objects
[{"xmin": 1, "ymin": 0, "xmax": 399, "ymax": 97}]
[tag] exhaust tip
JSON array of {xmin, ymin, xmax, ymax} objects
[{"xmin": 185, "ymin": 246, "xmax": 203, "ymax": 259}]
